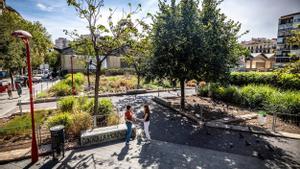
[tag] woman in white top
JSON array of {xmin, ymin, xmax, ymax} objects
[{"xmin": 143, "ymin": 105, "xmax": 151, "ymax": 141}]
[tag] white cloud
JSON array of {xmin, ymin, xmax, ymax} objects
[{"xmin": 36, "ymin": 3, "xmax": 53, "ymax": 12}]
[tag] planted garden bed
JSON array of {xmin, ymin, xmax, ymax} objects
[{"xmin": 165, "ymin": 95, "xmax": 300, "ymax": 134}]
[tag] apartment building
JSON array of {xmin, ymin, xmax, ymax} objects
[
  {"xmin": 241, "ymin": 38, "xmax": 277, "ymax": 54},
  {"xmin": 276, "ymin": 12, "xmax": 300, "ymax": 63},
  {"xmin": 55, "ymin": 38, "xmax": 70, "ymax": 49}
]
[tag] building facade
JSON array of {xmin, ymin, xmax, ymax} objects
[
  {"xmin": 241, "ymin": 38, "xmax": 277, "ymax": 54},
  {"xmin": 276, "ymin": 12, "xmax": 300, "ymax": 63},
  {"xmin": 245, "ymin": 53, "xmax": 275, "ymax": 71},
  {"xmin": 55, "ymin": 38, "xmax": 70, "ymax": 49},
  {"xmin": 55, "ymin": 47, "xmax": 121, "ymax": 74}
]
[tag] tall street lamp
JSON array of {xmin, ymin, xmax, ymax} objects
[
  {"xmin": 70, "ymin": 55, "xmax": 75, "ymax": 95},
  {"xmin": 12, "ymin": 30, "xmax": 39, "ymax": 163}
]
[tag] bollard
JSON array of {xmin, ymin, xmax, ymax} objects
[{"xmin": 18, "ymin": 99, "xmax": 22, "ymax": 114}]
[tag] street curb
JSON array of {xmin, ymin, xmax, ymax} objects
[
  {"xmin": 152, "ymin": 96, "xmax": 300, "ymax": 140},
  {"xmin": 19, "ymin": 88, "xmax": 187, "ymax": 105}
]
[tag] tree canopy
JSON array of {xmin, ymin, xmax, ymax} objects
[{"xmin": 148, "ymin": 0, "xmax": 244, "ymax": 109}]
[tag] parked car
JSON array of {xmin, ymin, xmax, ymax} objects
[
  {"xmin": 0, "ymin": 71, "xmax": 8, "ymax": 79},
  {"xmin": 0, "ymin": 80, "xmax": 9, "ymax": 93},
  {"xmin": 32, "ymin": 74, "xmax": 43, "ymax": 83}
]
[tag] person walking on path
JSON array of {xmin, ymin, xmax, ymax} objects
[
  {"xmin": 16, "ymin": 82, "xmax": 22, "ymax": 97},
  {"xmin": 125, "ymin": 105, "xmax": 134, "ymax": 145},
  {"xmin": 7, "ymin": 83, "xmax": 12, "ymax": 99},
  {"xmin": 142, "ymin": 105, "xmax": 151, "ymax": 142}
]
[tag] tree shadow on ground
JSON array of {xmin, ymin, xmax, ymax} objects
[{"xmin": 143, "ymin": 99, "xmax": 300, "ymax": 169}]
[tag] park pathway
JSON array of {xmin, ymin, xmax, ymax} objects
[{"xmin": 1, "ymin": 91, "xmax": 300, "ymax": 168}]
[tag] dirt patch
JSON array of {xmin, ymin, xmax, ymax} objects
[
  {"xmin": 165, "ymin": 96, "xmax": 252, "ymax": 121},
  {"xmin": 165, "ymin": 95, "xmax": 300, "ymax": 134}
]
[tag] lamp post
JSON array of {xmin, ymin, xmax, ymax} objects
[
  {"xmin": 70, "ymin": 55, "xmax": 75, "ymax": 95},
  {"xmin": 12, "ymin": 30, "xmax": 38, "ymax": 163}
]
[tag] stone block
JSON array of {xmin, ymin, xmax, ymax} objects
[{"xmin": 80, "ymin": 124, "xmax": 136, "ymax": 146}]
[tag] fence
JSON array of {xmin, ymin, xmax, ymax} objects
[
  {"xmin": 0, "ymin": 123, "xmax": 45, "ymax": 152},
  {"xmin": 272, "ymin": 112, "xmax": 300, "ymax": 132}
]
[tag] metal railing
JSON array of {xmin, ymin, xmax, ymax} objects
[{"xmin": 272, "ymin": 112, "xmax": 300, "ymax": 132}]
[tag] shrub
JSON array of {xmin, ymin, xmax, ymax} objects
[
  {"xmin": 277, "ymin": 73, "xmax": 300, "ymax": 90},
  {"xmin": 107, "ymin": 113, "xmax": 120, "ymax": 126},
  {"xmin": 58, "ymin": 96, "xmax": 77, "ymax": 112},
  {"xmin": 83, "ymin": 98, "xmax": 114, "ymax": 115},
  {"xmin": 229, "ymin": 72, "xmax": 300, "ymax": 90},
  {"xmin": 46, "ymin": 112, "xmax": 72, "ymax": 129},
  {"xmin": 266, "ymin": 91, "xmax": 300, "ymax": 115},
  {"xmin": 198, "ymin": 85, "xmax": 209, "ymax": 97},
  {"xmin": 240, "ymin": 85, "xmax": 276, "ymax": 109},
  {"xmin": 65, "ymin": 73, "xmax": 85, "ymax": 86},
  {"xmin": 69, "ymin": 111, "xmax": 92, "ymax": 136},
  {"xmin": 222, "ymin": 86, "xmax": 240, "ymax": 104},
  {"xmin": 50, "ymin": 81, "xmax": 71, "ymax": 96},
  {"xmin": 97, "ymin": 99, "xmax": 114, "ymax": 115}
]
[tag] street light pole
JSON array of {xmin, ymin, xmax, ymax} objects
[
  {"xmin": 71, "ymin": 55, "xmax": 75, "ymax": 95},
  {"xmin": 12, "ymin": 30, "xmax": 38, "ymax": 163}
]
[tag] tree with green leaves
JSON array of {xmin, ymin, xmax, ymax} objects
[
  {"xmin": 122, "ymin": 18, "xmax": 152, "ymax": 89},
  {"xmin": 66, "ymin": 0, "xmax": 144, "ymax": 115},
  {"xmin": 69, "ymin": 36, "xmax": 95, "ymax": 88},
  {"xmin": 0, "ymin": 11, "xmax": 52, "ymax": 87},
  {"xmin": 149, "ymin": 0, "xmax": 243, "ymax": 109}
]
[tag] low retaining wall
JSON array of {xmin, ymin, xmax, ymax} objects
[
  {"xmin": 80, "ymin": 124, "xmax": 136, "ymax": 146},
  {"xmin": 20, "ymin": 88, "xmax": 185, "ymax": 105}
]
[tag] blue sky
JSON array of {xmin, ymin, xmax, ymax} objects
[{"xmin": 6, "ymin": 0, "xmax": 300, "ymax": 42}]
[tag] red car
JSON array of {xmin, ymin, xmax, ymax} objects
[{"xmin": 0, "ymin": 80, "xmax": 9, "ymax": 93}]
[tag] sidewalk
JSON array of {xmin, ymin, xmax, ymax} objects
[
  {"xmin": 0, "ymin": 80, "xmax": 59, "ymax": 118},
  {"xmin": 0, "ymin": 139, "xmax": 268, "ymax": 169}
]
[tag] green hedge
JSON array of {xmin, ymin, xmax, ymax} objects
[
  {"xmin": 229, "ymin": 72, "xmax": 300, "ymax": 90},
  {"xmin": 50, "ymin": 73, "xmax": 85, "ymax": 96},
  {"xmin": 198, "ymin": 84, "xmax": 300, "ymax": 115}
]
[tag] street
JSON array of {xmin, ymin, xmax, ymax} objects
[{"xmin": 0, "ymin": 80, "xmax": 58, "ymax": 118}]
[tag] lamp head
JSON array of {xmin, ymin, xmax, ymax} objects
[{"xmin": 11, "ymin": 30, "xmax": 32, "ymax": 39}]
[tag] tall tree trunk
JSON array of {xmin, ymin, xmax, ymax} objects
[
  {"xmin": 9, "ymin": 69, "xmax": 14, "ymax": 91},
  {"xmin": 137, "ymin": 72, "xmax": 141, "ymax": 89},
  {"xmin": 93, "ymin": 55, "xmax": 101, "ymax": 115},
  {"xmin": 180, "ymin": 79, "xmax": 185, "ymax": 110},
  {"xmin": 87, "ymin": 63, "xmax": 90, "ymax": 89}
]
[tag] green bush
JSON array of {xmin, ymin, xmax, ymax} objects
[
  {"xmin": 50, "ymin": 81, "xmax": 72, "ymax": 96},
  {"xmin": 230, "ymin": 72, "xmax": 300, "ymax": 90},
  {"xmin": 46, "ymin": 112, "xmax": 73, "ymax": 129},
  {"xmin": 277, "ymin": 73, "xmax": 300, "ymax": 90},
  {"xmin": 58, "ymin": 96, "xmax": 77, "ymax": 112},
  {"xmin": 199, "ymin": 83, "xmax": 300, "ymax": 115},
  {"xmin": 65, "ymin": 73, "xmax": 85, "ymax": 86},
  {"xmin": 198, "ymin": 85, "xmax": 209, "ymax": 97},
  {"xmin": 49, "ymin": 73, "xmax": 85, "ymax": 96},
  {"xmin": 97, "ymin": 99, "xmax": 114, "ymax": 115},
  {"xmin": 82, "ymin": 98, "xmax": 114, "ymax": 115},
  {"xmin": 240, "ymin": 85, "xmax": 276, "ymax": 109},
  {"xmin": 222, "ymin": 86, "xmax": 240, "ymax": 104},
  {"xmin": 266, "ymin": 91, "xmax": 300, "ymax": 114}
]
